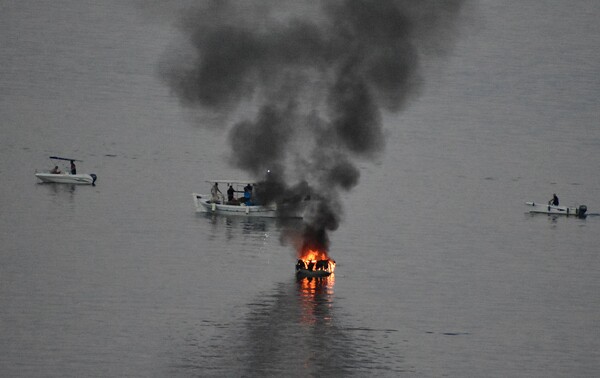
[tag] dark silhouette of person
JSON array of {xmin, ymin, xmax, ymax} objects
[
  {"xmin": 70, "ymin": 160, "xmax": 76, "ymax": 175},
  {"xmin": 243, "ymin": 184, "xmax": 253, "ymax": 204},
  {"xmin": 227, "ymin": 185, "xmax": 235, "ymax": 202},
  {"xmin": 550, "ymin": 193, "xmax": 559, "ymax": 206},
  {"xmin": 316, "ymin": 260, "xmax": 328, "ymax": 271}
]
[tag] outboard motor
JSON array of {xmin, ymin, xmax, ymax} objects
[
  {"xmin": 91, "ymin": 174, "xmax": 97, "ymax": 186},
  {"xmin": 577, "ymin": 205, "xmax": 587, "ymax": 218}
]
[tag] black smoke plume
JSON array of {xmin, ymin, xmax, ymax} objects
[{"xmin": 161, "ymin": 0, "xmax": 465, "ymax": 255}]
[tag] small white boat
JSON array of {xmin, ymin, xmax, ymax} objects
[
  {"xmin": 193, "ymin": 180, "xmax": 304, "ymax": 218},
  {"xmin": 525, "ymin": 201, "xmax": 587, "ymax": 218},
  {"xmin": 35, "ymin": 172, "xmax": 97, "ymax": 185},
  {"xmin": 35, "ymin": 156, "xmax": 97, "ymax": 185}
]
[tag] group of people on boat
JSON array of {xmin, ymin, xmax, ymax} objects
[
  {"xmin": 295, "ymin": 259, "xmax": 333, "ymax": 272},
  {"xmin": 210, "ymin": 182, "xmax": 253, "ymax": 205},
  {"xmin": 49, "ymin": 160, "xmax": 76, "ymax": 175}
]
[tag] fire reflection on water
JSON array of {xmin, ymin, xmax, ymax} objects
[
  {"xmin": 297, "ymin": 275, "xmax": 335, "ymax": 326},
  {"xmin": 178, "ymin": 273, "xmax": 405, "ymax": 375}
]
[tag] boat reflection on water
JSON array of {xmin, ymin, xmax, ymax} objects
[
  {"xmin": 36, "ymin": 182, "xmax": 78, "ymax": 202},
  {"xmin": 201, "ymin": 211, "xmax": 304, "ymax": 228},
  {"xmin": 202, "ymin": 212, "xmax": 271, "ymax": 231},
  {"xmin": 172, "ymin": 272, "xmax": 406, "ymax": 376},
  {"xmin": 296, "ymin": 275, "xmax": 335, "ymax": 326},
  {"xmin": 199, "ymin": 212, "xmax": 305, "ymax": 240},
  {"xmin": 174, "ymin": 275, "xmax": 357, "ymax": 376},
  {"xmin": 234, "ymin": 276, "xmax": 356, "ymax": 376}
]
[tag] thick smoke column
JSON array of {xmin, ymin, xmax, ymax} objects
[{"xmin": 162, "ymin": 0, "xmax": 464, "ymax": 254}]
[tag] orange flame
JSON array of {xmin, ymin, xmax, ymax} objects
[{"xmin": 297, "ymin": 248, "xmax": 336, "ymax": 273}]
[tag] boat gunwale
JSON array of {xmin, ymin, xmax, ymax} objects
[
  {"xmin": 525, "ymin": 201, "xmax": 587, "ymax": 217},
  {"xmin": 35, "ymin": 172, "xmax": 96, "ymax": 184},
  {"xmin": 295, "ymin": 269, "xmax": 332, "ymax": 278}
]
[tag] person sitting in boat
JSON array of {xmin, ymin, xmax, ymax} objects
[
  {"xmin": 50, "ymin": 166, "xmax": 61, "ymax": 174},
  {"xmin": 70, "ymin": 160, "xmax": 76, "ymax": 174},
  {"xmin": 210, "ymin": 182, "xmax": 223, "ymax": 203},
  {"xmin": 549, "ymin": 193, "xmax": 559, "ymax": 206},
  {"xmin": 306, "ymin": 261, "xmax": 315, "ymax": 271}
]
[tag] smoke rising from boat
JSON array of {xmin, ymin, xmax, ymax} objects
[{"xmin": 161, "ymin": 0, "xmax": 465, "ymax": 254}]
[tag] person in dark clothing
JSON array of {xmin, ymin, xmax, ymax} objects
[
  {"xmin": 227, "ymin": 185, "xmax": 235, "ymax": 202},
  {"xmin": 70, "ymin": 160, "xmax": 76, "ymax": 175},
  {"xmin": 550, "ymin": 193, "xmax": 559, "ymax": 206},
  {"xmin": 295, "ymin": 259, "xmax": 306, "ymax": 271}
]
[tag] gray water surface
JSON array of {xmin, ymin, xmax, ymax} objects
[{"xmin": 1, "ymin": 1, "xmax": 599, "ymax": 377}]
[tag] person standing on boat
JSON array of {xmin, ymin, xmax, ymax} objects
[
  {"xmin": 243, "ymin": 184, "xmax": 253, "ymax": 204},
  {"xmin": 211, "ymin": 182, "xmax": 223, "ymax": 203},
  {"xmin": 70, "ymin": 160, "xmax": 76, "ymax": 175},
  {"xmin": 227, "ymin": 185, "xmax": 235, "ymax": 203},
  {"xmin": 549, "ymin": 193, "xmax": 559, "ymax": 206}
]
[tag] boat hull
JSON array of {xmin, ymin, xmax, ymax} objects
[
  {"xmin": 296, "ymin": 269, "xmax": 332, "ymax": 278},
  {"xmin": 35, "ymin": 172, "xmax": 96, "ymax": 185},
  {"xmin": 193, "ymin": 193, "xmax": 301, "ymax": 218},
  {"xmin": 525, "ymin": 201, "xmax": 587, "ymax": 217}
]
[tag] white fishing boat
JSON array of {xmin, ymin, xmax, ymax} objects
[
  {"xmin": 35, "ymin": 156, "xmax": 97, "ymax": 185},
  {"xmin": 192, "ymin": 180, "xmax": 304, "ymax": 218},
  {"xmin": 525, "ymin": 201, "xmax": 587, "ymax": 218}
]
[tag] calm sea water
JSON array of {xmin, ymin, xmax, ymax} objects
[{"xmin": 1, "ymin": 1, "xmax": 599, "ymax": 377}]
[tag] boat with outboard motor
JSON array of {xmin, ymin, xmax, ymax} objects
[
  {"xmin": 193, "ymin": 180, "xmax": 305, "ymax": 218},
  {"xmin": 525, "ymin": 201, "xmax": 587, "ymax": 218},
  {"xmin": 35, "ymin": 156, "xmax": 97, "ymax": 185}
]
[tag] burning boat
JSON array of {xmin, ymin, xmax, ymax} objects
[{"xmin": 295, "ymin": 249, "xmax": 336, "ymax": 278}]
